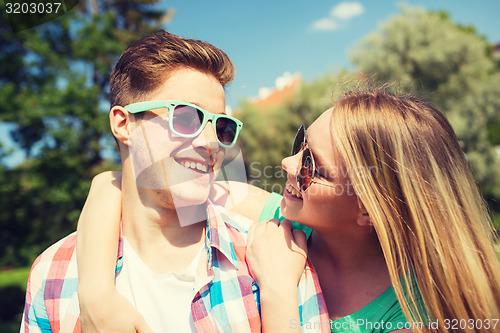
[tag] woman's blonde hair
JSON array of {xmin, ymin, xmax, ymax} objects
[{"xmin": 330, "ymin": 89, "xmax": 500, "ymax": 332}]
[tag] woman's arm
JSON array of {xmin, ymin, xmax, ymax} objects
[
  {"xmin": 76, "ymin": 171, "xmax": 152, "ymax": 332},
  {"xmin": 246, "ymin": 219, "xmax": 308, "ymax": 332},
  {"xmin": 77, "ymin": 171, "xmax": 121, "ymax": 295},
  {"xmin": 211, "ymin": 180, "xmax": 272, "ymax": 221}
]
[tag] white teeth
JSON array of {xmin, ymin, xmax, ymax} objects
[
  {"xmin": 286, "ymin": 182, "xmax": 302, "ymax": 199},
  {"xmin": 196, "ymin": 163, "xmax": 207, "ymax": 173},
  {"xmin": 180, "ymin": 160, "xmax": 208, "ymax": 173}
]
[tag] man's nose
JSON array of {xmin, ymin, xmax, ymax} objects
[{"xmin": 192, "ymin": 121, "xmax": 220, "ymax": 151}]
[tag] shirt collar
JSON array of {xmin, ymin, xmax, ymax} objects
[
  {"xmin": 205, "ymin": 200, "xmax": 240, "ymax": 270},
  {"xmin": 116, "ymin": 200, "xmax": 244, "ymax": 273}
]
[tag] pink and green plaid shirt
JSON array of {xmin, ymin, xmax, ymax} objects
[{"xmin": 21, "ymin": 200, "xmax": 329, "ymax": 332}]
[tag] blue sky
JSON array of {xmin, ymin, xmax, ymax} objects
[
  {"xmin": 1, "ymin": 0, "xmax": 499, "ymax": 167},
  {"xmin": 160, "ymin": 0, "xmax": 500, "ymax": 109}
]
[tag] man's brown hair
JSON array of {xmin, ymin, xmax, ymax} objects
[{"xmin": 109, "ymin": 30, "xmax": 235, "ymax": 107}]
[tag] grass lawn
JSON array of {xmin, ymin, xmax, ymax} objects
[
  {"xmin": 0, "ymin": 266, "xmax": 30, "ymax": 290},
  {"xmin": 0, "ymin": 267, "xmax": 30, "ymax": 332}
]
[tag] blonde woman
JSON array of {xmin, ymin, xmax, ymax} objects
[
  {"xmin": 76, "ymin": 89, "xmax": 499, "ymax": 332},
  {"xmin": 247, "ymin": 90, "xmax": 500, "ymax": 332}
]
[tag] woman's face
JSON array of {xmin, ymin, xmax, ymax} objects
[{"xmin": 281, "ymin": 109, "xmax": 361, "ymax": 232}]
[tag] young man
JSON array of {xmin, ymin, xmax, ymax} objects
[{"xmin": 21, "ymin": 30, "xmax": 327, "ymax": 332}]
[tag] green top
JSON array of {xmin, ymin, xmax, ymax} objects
[
  {"xmin": 328, "ymin": 287, "xmax": 411, "ymax": 333},
  {"xmin": 257, "ymin": 192, "xmax": 312, "ymax": 238},
  {"xmin": 258, "ymin": 192, "xmax": 421, "ymax": 333}
]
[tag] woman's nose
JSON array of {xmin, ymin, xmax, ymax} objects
[{"xmin": 282, "ymin": 153, "xmax": 301, "ymax": 180}]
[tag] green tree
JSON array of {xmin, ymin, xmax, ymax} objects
[
  {"xmin": 238, "ymin": 6, "xmax": 500, "ymax": 206},
  {"xmin": 0, "ymin": 0, "xmax": 170, "ymax": 266},
  {"xmin": 351, "ymin": 6, "xmax": 500, "ymax": 200},
  {"xmin": 236, "ymin": 72, "xmax": 352, "ymax": 192}
]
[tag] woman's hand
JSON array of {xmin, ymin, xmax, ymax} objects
[
  {"xmin": 246, "ymin": 219, "xmax": 308, "ymax": 332},
  {"xmin": 246, "ymin": 219, "xmax": 308, "ymax": 291},
  {"xmin": 79, "ymin": 289, "xmax": 153, "ymax": 333}
]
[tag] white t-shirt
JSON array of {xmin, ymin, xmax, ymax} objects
[{"xmin": 115, "ymin": 238, "xmax": 204, "ymax": 332}]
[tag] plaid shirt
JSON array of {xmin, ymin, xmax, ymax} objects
[{"xmin": 21, "ymin": 201, "xmax": 329, "ymax": 332}]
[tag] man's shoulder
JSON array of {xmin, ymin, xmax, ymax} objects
[
  {"xmin": 23, "ymin": 232, "xmax": 80, "ymax": 332},
  {"xmin": 30, "ymin": 232, "xmax": 78, "ymax": 277}
]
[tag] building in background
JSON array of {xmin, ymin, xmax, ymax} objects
[
  {"xmin": 252, "ymin": 72, "xmax": 302, "ymax": 109},
  {"xmin": 493, "ymin": 42, "xmax": 500, "ymax": 59}
]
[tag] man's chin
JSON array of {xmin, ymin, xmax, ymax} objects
[
  {"xmin": 170, "ymin": 189, "xmax": 211, "ymax": 227},
  {"xmin": 170, "ymin": 186, "xmax": 211, "ymax": 207}
]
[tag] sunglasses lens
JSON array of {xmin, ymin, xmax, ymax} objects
[
  {"xmin": 216, "ymin": 117, "xmax": 238, "ymax": 146},
  {"xmin": 172, "ymin": 105, "xmax": 204, "ymax": 135},
  {"xmin": 292, "ymin": 125, "xmax": 305, "ymax": 155},
  {"xmin": 172, "ymin": 103, "xmax": 239, "ymax": 147},
  {"xmin": 298, "ymin": 149, "xmax": 314, "ymax": 192}
]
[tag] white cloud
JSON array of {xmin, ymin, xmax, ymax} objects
[
  {"xmin": 275, "ymin": 71, "xmax": 301, "ymax": 90},
  {"xmin": 310, "ymin": 1, "xmax": 364, "ymax": 32},
  {"xmin": 258, "ymin": 87, "xmax": 272, "ymax": 100},
  {"xmin": 330, "ymin": 1, "xmax": 364, "ymax": 20},
  {"xmin": 275, "ymin": 72, "xmax": 291, "ymax": 90},
  {"xmin": 311, "ymin": 18, "xmax": 339, "ymax": 31}
]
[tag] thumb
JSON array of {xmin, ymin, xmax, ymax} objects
[
  {"xmin": 282, "ymin": 219, "xmax": 308, "ymax": 258},
  {"xmin": 292, "ymin": 229, "xmax": 308, "ymax": 257},
  {"xmin": 134, "ymin": 314, "xmax": 154, "ymax": 333}
]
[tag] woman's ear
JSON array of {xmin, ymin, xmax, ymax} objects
[
  {"xmin": 356, "ymin": 212, "xmax": 373, "ymax": 227},
  {"xmin": 356, "ymin": 200, "xmax": 373, "ymax": 227},
  {"xmin": 110, "ymin": 106, "xmax": 133, "ymax": 146}
]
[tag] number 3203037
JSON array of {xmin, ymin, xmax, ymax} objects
[{"xmin": 6, "ymin": 2, "xmax": 62, "ymax": 14}]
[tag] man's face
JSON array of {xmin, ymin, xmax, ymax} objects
[{"xmin": 127, "ymin": 67, "xmax": 227, "ymax": 209}]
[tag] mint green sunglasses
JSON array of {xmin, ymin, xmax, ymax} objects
[{"xmin": 124, "ymin": 100, "xmax": 243, "ymax": 148}]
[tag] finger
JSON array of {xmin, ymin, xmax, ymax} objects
[
  {"xmin": 292, "ymin": 229, "xmax": 308, "ymax": 257},
  {"xmin": 280, "ymin": 219, "xmax": 293, "ymax": 232},
  {"xmin": 134, "ymin": 314, "xmax": 154, "ymax": 333},
  {"xmin": 278, "ymin": 219, "xmax": 294, "ymax": 243},
  {"xmin": 266, "ymin": 218, "xmax": 280, "ymax": 227}
]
